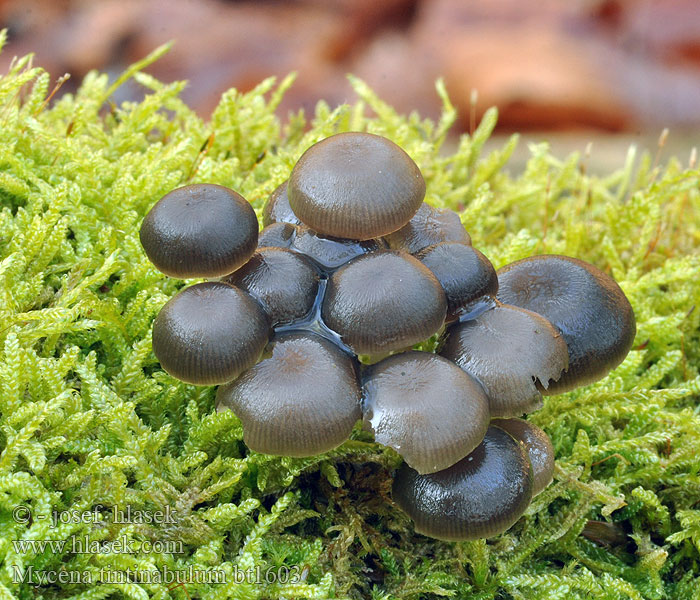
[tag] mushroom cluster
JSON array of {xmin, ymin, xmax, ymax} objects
[{"xmin": 140, "ymin": 132, "xmax": 636, "ymax": 542}]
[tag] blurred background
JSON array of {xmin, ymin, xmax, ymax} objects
[{"xmin": 2, "ymin": 0, "xmax": 699, "ymax": 169}]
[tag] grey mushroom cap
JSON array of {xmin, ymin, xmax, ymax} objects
[
  {"xmin": 140, "ymin": 183, "xmax": 258, "ymax": 278},
  {"xmin": 416, "ymin": 242, "xmax": 498, "ymax": 321},
  {"xmin": 362, "ymin": 351, "xmax": 490, "ymax": 474},
  {"xmin": 223, "ymin": 247, "xmax": 319, "ymax": 326},
  {"xmin": 497, "ymin": 255, "xmax": 636, "ymax": 393},
  {"xmin": 440, "ymin": 303, "xmax": 569, "ymax": 417},
  {"xmin": 392, "ymin": 425, "xmax": 533, "ymax": 541},
  {"xmin": 291, "ymin": 226, "xmax": 387, "ymax": 272},
  {"xmin": 257, "ymin": 222, "xmax": 296, "ymax": 249},
  {"xmin": 262, "ymin": 180, "xmax": 301, "ymax": 227},
  {"xmin": 491, "ymin": 418, "xmax": 555, "ymax": 496},
  {"xmin": 322, "ymin": 250, "xmax": 447, "ymax": 355},
  {"xmin": 288, "ymin": 132, "xmax": 425, "ymax": 240},
  {"xmin": 152, "ymin": 282, "xmax": 270, "ymax": 385},
  {"xmin": 384, "ymin": 202, "xmax": 472, "ymax": 254},
  {"xmin": 216, "ymin": 332, "xmax": 362, "ymax": 457}
]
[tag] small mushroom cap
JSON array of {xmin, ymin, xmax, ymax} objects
[
  {"xmin": 223, "ymin": 247, "xmax": 319, "ymax": 326},
  {"xmin": 152, "ymin": 282, "xmax": 269, "ymax": 385},
  {"xmin": 491, "ymin": 418, "xmax": 554, "ymax": 495},
  {"xmin": 262, "ymin": 180, "xmax": 301, "ymax": 227},
  {"xmin": 497, "ymin": 255, "xmax": 636, "ymax": 393},
  {"xmin": 288, "ymin": 132, "xmax": 425, "ymax": 240},
  {"xmin": 322, "ymin": 250, "xmax": 447, "ymax": 355},
  {"xmin": 416, "ymin": 242, "xmax": 498, "ymax": 322},
  {"xmin": 292, "ymin": 225, "xmax": 387, "ymax": 272},
  {"xmin": 216, "ymin": 332, "xmax": 362, "ymax": 457},
  {"xmin": 140, "ymin": 183, "xmax": 258, "ymax": 278},
  {"xmin": 440, "ymin": 304, "xmax": 569, "ymax": 417},
  {"xmin": 257, "ymin": 222, "xmax": 296, "ymax": 249},
  {"xmin": 392, "ymin": 425, "xmax": 533, "ymax": 541},
  {"xmin": 363, "ymin": 351, "xmax": 490, "ymax": 474},
  {"xmin": 384, "ymin": 202, "xmax": 472, "ymax": 254}
]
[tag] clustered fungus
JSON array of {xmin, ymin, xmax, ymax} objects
[{"xmin": 140, "ymin": 131, "xmax": 636, "ymax": 542}]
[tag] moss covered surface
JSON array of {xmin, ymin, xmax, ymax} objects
[{"xmin": 0, "ymin": 39, "xmax": 699, "ymax": 599}]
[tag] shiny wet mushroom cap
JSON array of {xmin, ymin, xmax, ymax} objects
[
  {"xmin": 392, "ymin": 425, "xmax": 533, "ymax": 541},
  {"xmin": 497, "ymin": 255, "xmax": 636, "ymax": 393},
  {"xmin": 322, "ymin": 250, "xmax": 447, "ymax": 355},
  {"xmin": 257, "ymin": 222, "xmax": 296, "ymax": 249},
  {"xmin": 363, "ymin": 352, "xmax": 490, "ymax": 474},
  {"xmin": 140, "ymin": 183, "xmax": 258, "ymax": 278},
  {"xmin": 440, "ymin": 304, "xmax": 569, "ymax": 417},
  {"xmin": 288, "ymin": 132, "xmax": 425, "ymax": 240},
  {"xmin": 152, "ymin": 282, "xmax": 269, "ymax": 385},
  {"xmin": 384, "ymin": 202, "xmax": 471, "ymax": 254},
  {"xmin": 491, "ymin": 418, "xmax": 555, "ymax": 496},
  {"xmin": 416, "ymin": 242, "xmax": 498, "ymax": 321},
  {"xmin": 291, "ymin": 225, "xmax": 387, "ymax": 272},
  {"xmin": 223, "ymin": 247, "xmax": 319, "ymax": 326},
  {"xmin": 262, "ymin": 180, "xmax": 301, "ymax": 227},
  {"xmin": 216, "ymin": 332, "xmax": 361, "ymax": 457}
]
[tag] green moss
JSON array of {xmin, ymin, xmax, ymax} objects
[{"xmin": 0, "ymin": 39, "xmax": 698, "ymax": 599}]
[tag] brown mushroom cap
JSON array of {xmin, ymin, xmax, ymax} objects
[
  {"xmin": 363, "ymin": 351, "xmax": 490, "ymax": 474},
  {"xmin": 491, "ymin": 418, "xmax": 555, "ymax": 496},
  {"xmin": 140, "ymin": 183, "xmax": 258, "ymax": 278},
  {"xmin": 152, "ymin": 282, "xmax": 270, "ymax": 385},
  {"xmin": 292, "ymin": 225, "xmax": 387, "ymax": 272},
  {"xmin": 257, "ymin": 222, "xmax": 296, "ymax": 249},
  {"xmin": 216, "ymin": 332, "xmax": 362, "ymax": 457},
  {"xmin": 322, "ymin": 250, "xmax": 447, "ymax": 355},
  {"xmin": 262, "ymin": 180, "xmax": 301, "ymax": 227},
  {"xmin": 440, "ymin": 304, "xmax": 569, "ymax": 417},
  {"xmin": 384, "ymin": 202, "xmax": 472, "ymax": 254},
  {"xmin": 288, "ymin": 132, "xmax": 425, "ymax": 240},
  {"xmin": 223, "ymin": 247, "xmax": 319, "ymax": 326},
  {"xmin": 496, "ymin": 255, "xmax": 636, "ymax": 393},
  {"xmin": 416, "ymin": 242, "xmax": 498, "ymax": 322},
  {"xmin": 392, "ymin": 425, "xmax": 533, "ymax": 541}
]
